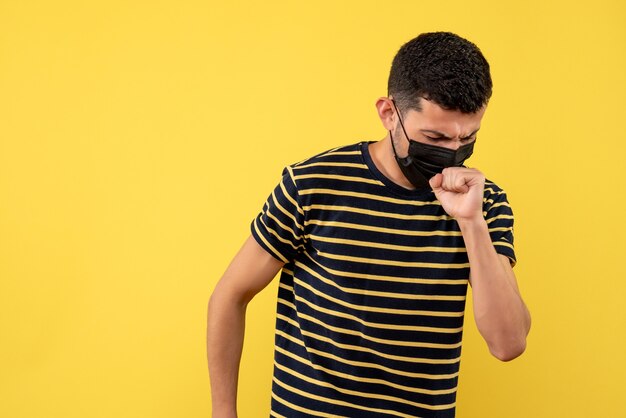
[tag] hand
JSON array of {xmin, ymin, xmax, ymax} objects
[{"xmin": 429, "ymin": 167, "xmax": 485, "ymax": 222}]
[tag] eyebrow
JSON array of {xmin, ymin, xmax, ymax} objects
[{"xmin": 420, "ymin": 128, "xmax": 480, "ymax": 140}]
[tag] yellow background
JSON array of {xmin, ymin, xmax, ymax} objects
[{"xmin": 1, "ymin": 1, "xmax": 625, "ymax": 417}]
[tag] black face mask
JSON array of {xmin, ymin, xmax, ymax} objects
[{"xmin": 390, "ymin": 101, "xmax": 475, "ymax": 189}]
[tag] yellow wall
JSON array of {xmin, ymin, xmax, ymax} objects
[{"xmin": 1, "ymin": 1, "xmax": 625, "ymax": 417}]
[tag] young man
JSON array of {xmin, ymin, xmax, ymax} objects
[{"xmin": 208, "ymin": 32, "xmax": 531, "ymax": 418}]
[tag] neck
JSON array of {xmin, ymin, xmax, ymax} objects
[{"xmin": 368, "ymin": 135, "xmax": 416, "ymax": 190}]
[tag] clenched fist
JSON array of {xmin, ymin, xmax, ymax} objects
[{"xmin": 429, "ymin": 167, "xmax": 485, "ymax": 222}]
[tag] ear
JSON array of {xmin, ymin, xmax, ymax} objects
[{"xmin": 375, "ymin": 97, "xmax": 396, "ymax": 131}]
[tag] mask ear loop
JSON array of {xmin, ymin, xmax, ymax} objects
[{"xmin": 389, "ymin": 99, "xmax": 413, "ymax": 160}]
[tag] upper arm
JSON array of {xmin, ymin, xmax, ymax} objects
[
  {"xmin": 499, "ymin": 254, "xmax": 522, "ymax": 296},
  {"xmin": 213, "ymin": 166, "xmax": 304, "ymax": 305},
  {"xmin": 213, "ymin": 235, "xmax": 285, "ymax": 306},
  {"xmin": 499, "ymin": 253, "xmax": 532, "ymax": 332},
  {"xmin": 483, "ymin": 184, "xmax": 516, "ymax": 266}
]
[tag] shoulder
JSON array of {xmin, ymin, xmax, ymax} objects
[
  {"xmin": 286, "ymin": 142, "xmax": 365, "ymax": 176},
  {"xmin": 483, "ymin": 178, "xmax": 508, "ymax": 199},
  {"xmin": 277, "ymin": 141, "xmax": 373, "ymax": 199},
  {"xmin": 483, "ymin": 178, "xmax": 514, "ymax": 214}
]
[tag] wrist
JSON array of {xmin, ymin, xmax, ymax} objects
[{"xmin": 456, "ymin": 214, "xmax": 487, "ymax": 232}]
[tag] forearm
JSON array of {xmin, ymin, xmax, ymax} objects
[
  {"xmin": 458, "ymin": 218, "xmax": 531, "ymax": 361},
  {"xmin": 207, "ymin": 288, "xmax": 247, "ymax": 418}
]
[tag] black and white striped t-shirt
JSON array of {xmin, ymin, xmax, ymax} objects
[{"xmin": 251, "ymin": 141, "xmax": 516, "ymax": 418}]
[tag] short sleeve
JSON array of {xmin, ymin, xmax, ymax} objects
[
  {"xmin": 250, "ymin": 166, "xmax": 306, "ymax": 263},
  {"xmin": 483, "ymin": 183, "xmax": 517, "ymax": 266}
]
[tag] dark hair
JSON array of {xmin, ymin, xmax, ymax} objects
[{"xmin": 387, "ymin": 32, "xmax": 492, "ymax": 114}]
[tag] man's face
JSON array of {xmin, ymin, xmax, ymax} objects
[{"xmin": 393, "ymin": 98, "xmax": 487, "ymax": 155}]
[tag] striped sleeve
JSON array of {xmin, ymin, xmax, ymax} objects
[
  {"xmin": 251, "ymin": 166, "xmax": 306, "ymax": 263},
  {"xmin": 483, "ymin": 184, "xmax": 517, "ymax": 266}
]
